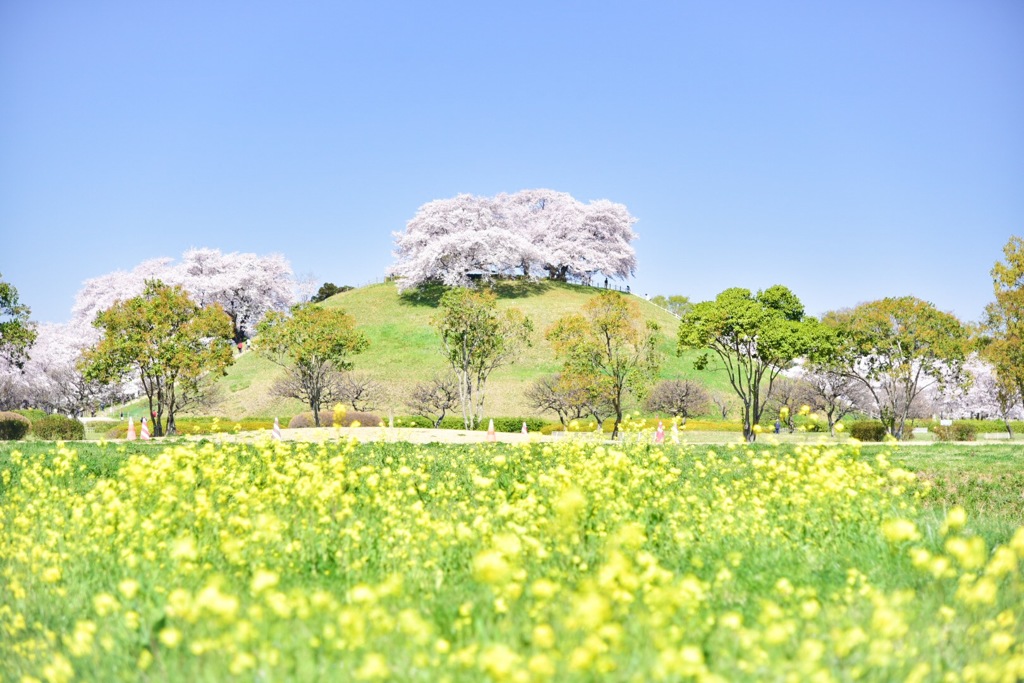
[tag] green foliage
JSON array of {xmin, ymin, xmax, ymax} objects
[
  {"xmin": 310, "ymin": 282, "xmax": 352, "ymax": 303},
  {"xmin": 849, "ymin": 421, "xmax": 887, "ymax": 442},
  {"xmin": 480, "ymin": 417, "xmax": 550, "ymax": 433},
  {"xmin": 434, "ymin": 287, "xmax": 533, "ymax": 429},
  {"xmin": 257, "ymin": 303, "xmax": 370, "ymax": 425},
  {"xmin": 30, "ymin": 414, "xmax": 85, "ymax": 440},
  {"xmin": 649, "ymin": 294, "xmax": 692, "ymax": 317},
  {"xmin": 678, "ymin": 285, "xmax": 824, "ymax": 442},
  {"xmin": 981, "ymin": 236, "xmax": 1024, "ymax": 415},
  {"xmin": 0, "ymin": 412, "xmax": 30, "ymax": 440},
  {"xmin": 12, "ymin": 409, "xmax": 46, "ymax": 422},
  {"xmin": 548, "ymin": 291, "xmax": 660, "ymax": 438},
  {"xmin": 823, "ymin": 296, "xmax": 969, "ymax": 439},
  {"xmin": 0, "ymin": 273, "xmax": 37, "ymax": 368},
  {"xmin": 80, "ymin": 280, "xmax": 235, "ymax": 437},
  {"xmin": 933, "ymin": 422, "xmax": 979, "ymax": 442}
]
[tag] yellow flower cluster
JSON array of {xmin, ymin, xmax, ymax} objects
[{"xmin": 0, "ymin": 439, "xmax": 1022, "ymax": 681}]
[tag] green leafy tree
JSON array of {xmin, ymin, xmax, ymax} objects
[
  {"xmin": 980, "ymin": 236, "xmax": 1024, "ymax": 433},
  {"xmin": 434, "ymin": 288, "xmax": 532, "ymax": 429},
  {"xmin": 81, "ymin": 280, "xmax": 234, "ymax": 436},
  {"xmin": 310, "ymin": 282, "xmax": 352, "ymax": 304},
  {"xmin": 823, "ymin": 296, "xmax": 969, "ymax": 439},
  {"xmin": 0, "ymin": 273, "xmax": 37, "ymax": 368},
  {"xmin": 650, "ymin": 294, "xmax": 692, "ymax": 317},
  {"xmin": 256, "ymin": 304, "xmax": 369, "ymax": 426},
  {"xmin": 548, "ymin": 291, "xmax": 660, "ymax": 438},
  {"xmin": 677, "ymin": 286, "xmax": 822, "ymax": 442}
]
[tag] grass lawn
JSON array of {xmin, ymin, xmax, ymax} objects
[{"xmin": 212, "ymin": 281, "xmax": 735, "ymax": 419}]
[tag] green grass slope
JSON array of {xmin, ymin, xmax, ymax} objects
[{"xmin": 211, "ymin": 281, "xmax": 733, "ymax": 419}]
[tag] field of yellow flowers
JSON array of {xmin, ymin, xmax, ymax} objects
[{"xmin": 1, "ymin": 438, "xmax": 1022, "ymax": 682}]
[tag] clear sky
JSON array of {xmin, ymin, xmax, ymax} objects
[{"xmin": 2, "ymin": 1, "xmax": 1021, "ymax": 325}]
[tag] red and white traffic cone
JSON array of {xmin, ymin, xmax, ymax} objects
[
  {"xmin": 141, "ymin": 417, "xmax": 150, "ymax": 440},
  {"xmin": 126, "ymin": 417, "xmax": 136, "ymax": 441},
  {"xmin": 654, "ymin": 421, "xmax": 665, "ymax": 444},
  {"xmin": 272, "ymin": 417, "xmax": 282, "ymax": 441},
  {"xmin": 521, "ymin": 421, "xmax": 528, "ymax": 434},
  {"xmin": 486, "ymin": 419, "xmax": 496, "ymax": 443}
]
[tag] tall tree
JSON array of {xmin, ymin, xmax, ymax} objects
[
  {"xmin": 256, "ymin": 304, "xmax": 369, "ymax": 426},
  {"xmin": 980, "ymin": 236, "xmax": 1024, "ymax": 431},
  {"xmin": 0, "ymin": 273, "xmax": 37, "ymax": 368},
  {"xmin": 678, "ymin": 286, "xmax": 821, "ymax": 442},
  {"xmin": 80, "ymin": 281, "xmax": 235, "ymax": 436},
  {"xmin": 548, "ymin": 291, "xmax": 660, "ymax": 438},
  {"xmin": 175, "ymin": 248, "xmax": 294, "ymax": 342},
  {"xmin": 822, "ymin": 296, "xmax": 969, "ymax": 439},
  {"xmin": 433, "ymin": 288, "xmax": 532, "ymax": 429},
  {"xmin": 389, "ymin": 190, "xmax": 638, "ymax": 290}
]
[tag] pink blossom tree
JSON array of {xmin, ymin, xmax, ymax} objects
[{"xmin": 389, "ymin": 190, "xmax": 638, "ymax": 290}]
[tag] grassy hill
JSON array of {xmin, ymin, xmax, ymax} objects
[{"xmin": 209, "ymin": 280, "xmax": 733, "ymax": 420}]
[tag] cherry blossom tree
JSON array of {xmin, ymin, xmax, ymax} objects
[
  {"xmin": 931, "ymin": 356, "xmax": 1022, "ymax": 430},
  {"xmin": 389, "ymin": 190, "xmax": 638, "ymax": 290},
  {"xmin": 70, "ymin": 250, "xmax": 296, "ymax": 344},
  {"xmin": 174, "ymin": 248, "xmax": 294, "ymax": 342}
]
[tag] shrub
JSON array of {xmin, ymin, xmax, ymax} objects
[
  {"xmin": 31, "ymin": 414, "xmax": 86, "ymax": 440},
  {"xmin": 849, "ymin": 421, "xmax": 887, "ymax": 442},
  {"xmin": 933, "ymin": 422, "xmax": 978, "ymax": 442},
  {"xmin": 0, "ymin": 411, "xmax": 31, "ymax": 441},
  {"xmin": 13, "ymin": 408, "xmax": 46, "ymax": 422},
  {"xmin": 478, "ymin": 417, "xmax": 550, "ymax": 433},
  {"xmin": 288, "ymin": 411, "xmax": 382, "ymax": 428}
]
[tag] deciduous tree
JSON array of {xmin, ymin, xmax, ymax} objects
[
  {"xmin": 644, "ymin": 379, "xmax": 710, "ymax": 421},
  {"xmin": 678, "ymin": 286, "xmax": 821, "ymax": 442},
  {"xmin": 389, "ymin": 190, "xmax": 638, "ymax": 290},
  {"xmin": 0, "ymin": 273, "xmax": 37, "ymax": 368},
  {"xmin": 980, "ymin": 236, "xmax": 1024, "ymax": 430},
  {"xmin": 527, "ymin": 372, "xmax": 613, "ymax": 427},
  {"xmin": 434, "ymin": 288, "xmax": 532, "ymax": 429},
  {"xmin": 408, "ymin": 374, "xmax": 460, "ymax": 428},
  {"xmin": 822, "ymin": 296, "xmax": 969, "ymax": 439},
  {"xmin": 80, "ymin": 281, "xmax": 235, "ymax": 436},
  {"xmin": 548, "ymin": 291, "xmax": 660, "ymax": 438},
  {"xmin": 256, "ymin": 304, "xmax": 369, "ymax": 426}
]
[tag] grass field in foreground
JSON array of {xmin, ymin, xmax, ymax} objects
[{"xmin": 1, "ymin": 439, "xmax": 1022, "ymax": 681}]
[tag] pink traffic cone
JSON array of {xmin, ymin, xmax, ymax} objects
[
  {"xmin": 126, "ymin": 417, "xmax": 136, "ymax": 441},
  {"xmin": 141, "ymin": 417, "xmax": 150, "ymax": 440},
  {"xmin": 521, "ymin": 421, "xmax": 528, "ymax": 434},
  {"xmin": 486, "ymin": 419, "xmax": 496, "ymax": 443},
  {"xmin": 655, "ymin": 421, "xmax": 665, "ymax": 444}
]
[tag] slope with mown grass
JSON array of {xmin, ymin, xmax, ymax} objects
[{"xmin": 210, "ymin": 280, "xmax": 733, "ymax": 419}]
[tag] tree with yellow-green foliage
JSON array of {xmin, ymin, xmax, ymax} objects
[
  {"xmin": 256, "ymin": 303, "xmax": 369, "ymax": 427},
  {"xmin": 434, "ymin": 288, "xmax": 532, "ymax": 429},
  {"xmin": 81, "ymin": 280, "xmax": 234, "ymax": 436},
  {"xmin": 549, "ymin": 291, "xmax": 660, "ymax": 438},
  {"xmin": 823, "ymin": 296, "xmax": 969, "ymax": 440},
  {"xmin": 980, "ymin": 236, "xmax": 1024, "ymax": 433}
]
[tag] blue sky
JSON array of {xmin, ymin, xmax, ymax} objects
[{"xmin": 2, "ymin": 1, "xmax": 1021, "ymax": 325}]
